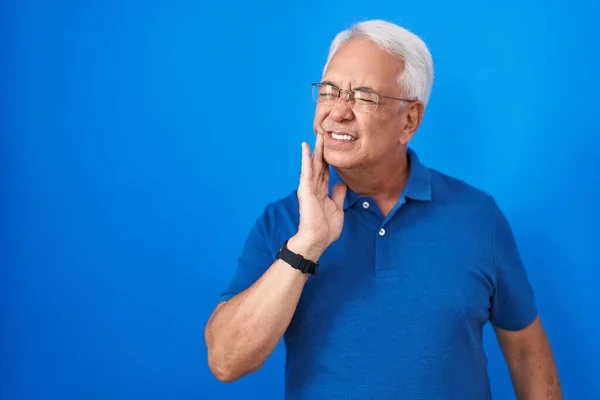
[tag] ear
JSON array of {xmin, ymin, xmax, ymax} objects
[{"xmin": 399, "ymin": 101, "xmax": 424, "ymax": 145}]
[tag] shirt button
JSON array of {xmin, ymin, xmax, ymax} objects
[
  {"xmin": 362, "ymin": 201, "xmax": 370, "ymax": 209},
  {"xmin": 379, "ymin": 228, "xmax": 386, "ymax": 236}
]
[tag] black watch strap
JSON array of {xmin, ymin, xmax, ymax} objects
[{"xmin": 276, "ymin": 240, "xmax": 319, "ymax": 275}]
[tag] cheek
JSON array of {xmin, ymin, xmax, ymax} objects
[
  {"xmin": 357, "ymin": 115, "xmax": 385, "ymax": 139},
  {"xmin": 359, "ymin": 114, "xmax": 398, "ymax": 147},
  {"xmin": 313, "ymin": 108, "xmax": 329, "ymax": 131}
]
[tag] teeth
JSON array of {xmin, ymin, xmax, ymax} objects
[{"xmin": 331, "ymin": 132, "xmax": 355, "ymax": 141}]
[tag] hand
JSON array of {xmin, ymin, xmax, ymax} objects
[{"xmin": 294, "ymin": 133, "xmax": 347, "ymax": 255}]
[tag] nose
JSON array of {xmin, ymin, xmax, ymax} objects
[{"xmin": 329, "ymin": 93, "xmax": 355, "ymax": 122}]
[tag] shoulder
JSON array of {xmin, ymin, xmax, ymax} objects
[
  {"xmin": 259, "ymin": 189, "xmax": 299, "ymax": 225},
  {"xmin": 251, "ymin": 190, "xmax": 300, "ymax": 249},
  {"xmin": 428, "ymin": 167, "xmax": 492, "ymax": 201},
  {"xmin": 426, "ymin": 167, "xmax": 500, "ymax": 222}
]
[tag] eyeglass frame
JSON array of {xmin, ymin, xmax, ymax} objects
[{"xmin": 311, "ymin": 82, "xmax": 416, "ymax": 111}]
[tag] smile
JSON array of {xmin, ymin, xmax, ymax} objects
[{"xmin": 328, "ymin": 131, "xmax": 357, "ymax": 141}]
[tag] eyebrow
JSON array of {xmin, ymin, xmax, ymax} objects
[
  {"xmin": 320, "ymin": 80, "xmax": 339, "ymax": 88},
  {"xmin": 320, "ymin": 81, "xmax": 376, "ymax": 92},
  {"xmin": 353, "ymin": 85, "xmax": 375, "ymax": 92}
]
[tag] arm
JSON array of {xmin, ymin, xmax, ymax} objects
[
  {"xmin": 495, "ymin": 316, "xmax": 561, "ymax": 399},
  {"xmin": 205, "ymin": 135, "xmax": 346, "ymax": 383},
  {"xmin": 204, "ymin": 235, "xmax": 323, "ymax": 383},
  {"xmin": 488, "ymin": 202, "xmax": 561, "ymax": 398}
]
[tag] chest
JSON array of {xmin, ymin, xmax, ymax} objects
[{"xmin": 285, "ymin": 202, "xmax": 496, "ymax": 343}]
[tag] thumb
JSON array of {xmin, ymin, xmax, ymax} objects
[{"xmin": 331, "ymin": 182, "xmax": 347, "ymax": 210}]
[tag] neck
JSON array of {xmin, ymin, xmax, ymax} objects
[{"xmin": 335, "ymin": 149, "xmax": 410, "ymax": 202}]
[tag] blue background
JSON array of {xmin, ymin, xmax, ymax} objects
[{"xmin": 2, "ymin": 0, "xmax": 599, "ymax": 399}]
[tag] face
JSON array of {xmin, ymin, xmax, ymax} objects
[{"xmin": 313, "ymin": 38, "xmax": 424, "ymax": 169}]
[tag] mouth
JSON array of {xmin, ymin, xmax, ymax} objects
[{"xmin": 326, "ymin": 130, "xmax": 358, "ymax": 142}]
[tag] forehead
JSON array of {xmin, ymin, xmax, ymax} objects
[{"xmin": 322, "ymin": 38, "xmax": 405, "ymax": 90}]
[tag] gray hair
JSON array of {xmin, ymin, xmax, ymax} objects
[{"xmin": 323, "ymin": 20, "xmax": 434, "ymax": 107}]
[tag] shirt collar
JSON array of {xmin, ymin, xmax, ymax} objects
[{"xmin": 328, "ymin": 147, "xmax": 432, "ymax": 210}]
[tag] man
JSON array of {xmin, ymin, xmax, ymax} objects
[{"xmin": 204, "ymin": 19, "xmax": 561, "ymax": 399}]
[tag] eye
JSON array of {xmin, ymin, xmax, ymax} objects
[
  {"xmin": 319, "ymin": 85, "xmax": 337, "ymax": 96},
  {"xmin": 354, "ymin": 90, "xmax": 378, "ymax": 104}
]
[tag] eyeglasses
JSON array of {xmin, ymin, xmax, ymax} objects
[{"xmin": 311, "ymin": 82, "xmax": 415, "ymax": 112}]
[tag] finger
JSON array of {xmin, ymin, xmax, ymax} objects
[
  {"xmin": 314, "ymin": 166, "xmax": 331, "ymax": 199},
  {"xmin": 311, "ymin": 133, "xmax": 325, "ymax": 176},
  {"xmin": 300, "ymin": 141, "xmax": 313, "ymax": 185},
  {"xmin": 331, "ymin": 182, "xmax": 347, "ymax": 210}
]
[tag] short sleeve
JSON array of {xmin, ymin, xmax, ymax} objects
[
  {"xmin": 219, "ymin": 206, "xmax": 277, "ymax": 302},
  {"xmin": 489, "ymin": 201, "xmax": 538, "ymax": 331}
]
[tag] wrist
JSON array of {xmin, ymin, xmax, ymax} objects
[{"xmin": 287, "ymin": 234, "xmax": 327, "ymax": 262}]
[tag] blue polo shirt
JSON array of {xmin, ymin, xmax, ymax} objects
[{"xmin": 220, "ymin": 148, "xmax": 537, "ymax": 399}]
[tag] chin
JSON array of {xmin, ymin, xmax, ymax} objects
[{"xmin": 323, "ymin": 151, "xmax": 359, "ymax": 170}]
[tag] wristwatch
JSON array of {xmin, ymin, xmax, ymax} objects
[{"xmin": 276, "ymin": 239, "xmax": 319, "ymax": 276}]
